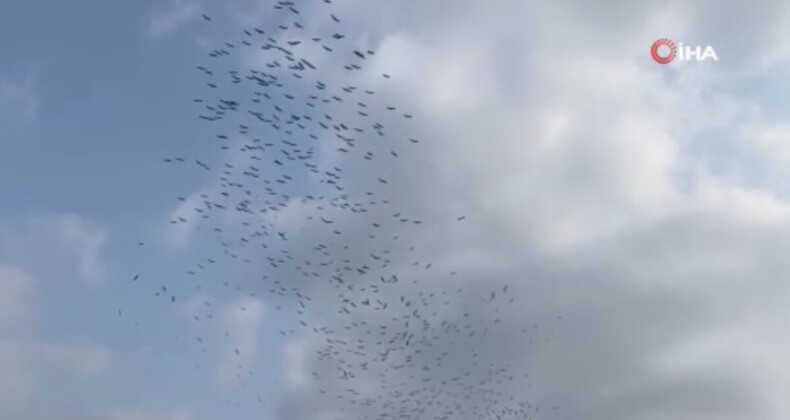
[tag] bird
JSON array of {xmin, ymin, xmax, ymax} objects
[{"xmin": 123, "ymin": 6, "xmax": 553, "ymax": 419}]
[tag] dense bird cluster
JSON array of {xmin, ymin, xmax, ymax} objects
[{"xmin": 129, "ymin": 1, "xmax": 561, "ymax": 419}]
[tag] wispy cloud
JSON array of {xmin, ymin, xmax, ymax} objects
[
  {"xmin": 0, "ymin": 264, "xmax": 110, "ymax": 413},
  {"xmin": 0, "ymin": 214, "xmax": 108, "ymax": 286},
  {"xmin": 0, "ymin": 74, "xmax": 39, "ymax": 121},
  {"xmin": 148, "ymin": 0, "xmax": 202, "ymax": 38}
]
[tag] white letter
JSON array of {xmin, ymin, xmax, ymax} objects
[
  {"xmin": 685, "ymin": 46, "xmax": 702, "ymax": 60},
  {"xmin": 701, "ymin": 46, "xmax": 718, "ymax": 61},
  {"xmin": 677, "ymin": 42, "xmax": 684, "ymax": 60}
]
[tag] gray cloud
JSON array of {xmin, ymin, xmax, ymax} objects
[
  {"xmin": 154, "ymin": 0, "xmax": 790, "ymax": 419},
  {"xmin": 258, "ymin": 2, "xmax": 787, "ymax": 420}
]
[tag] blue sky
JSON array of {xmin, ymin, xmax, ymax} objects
[
  {"xmin": 0, "ymin": 0, "xmax": 209, "ymax": 219},
  {"xmin": 3, "ymin": 1, "xmax": 790, "ymax": 420},
  {"xmin": 0, "ymin": 1, "xmax": 279, "ymax": 419}
]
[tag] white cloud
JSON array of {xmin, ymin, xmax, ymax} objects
[
  {"xmin": 0, "ymin": 214, "xmax": 107, "ymax": 286},
  {"xmin": 280, "ymin": 337, "xmax": 312, "ymax": 391},
  {"xmin": 36, "ymin": 341, "xmax": 111, "ymax": 376},
  {"xmin": 0, "ymin": 265, "xmax": 110, "ymax": 413},
  {"xmin": 147, "ymin": 0, "xmax": 790, "ymax": 419},
  {"xmin": 102, "ymin": 407, "xmax": 192, "ymax": 420},
  {"xmin": 0, "ymin": 74, "xmax": 39, "ymax": 121},
  {"xmin": 199, "ymin": 1, "xmax": 790, "ymax": 419},
  {"xmin": 0, "ymin": 338, "xmax": 39, "ymax": 409},
  {"xmin": 162, "ymin": 190, "xmax": 208, "ymax": 250},
  {"xmin": 218, "ymin": 296, "xmax": 265, "ymax": 389},
  {"xmin": 148, "ymin": 0, "xmax": 202, "ymax": 38},
  {"xmin": 0, "ymin": 266, "xmax": 36, "ymax": 333},
  {"xmin": 0, "ymin": 215, "xmax": 111, "ymax": 415}
]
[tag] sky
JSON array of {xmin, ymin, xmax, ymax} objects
[{"xmin": 2, "ymin": 0, "xmax": 790, "ymax": 419}]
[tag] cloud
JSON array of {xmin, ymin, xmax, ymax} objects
[
  {"xmin": 154, "ymin": 0, "xmax": 790, "ymax": 418},
  {"xmin": 0, "ymin": 265, "xmax": 110, "ymax": 413},
  {"xmin": 218, "ymin": 296, "xmax": 265, "ymax": 389},
  {"xmin": 0, "ymin": 74, "xmax": 39, "ymax": 121},
  {"xmin": 82, "ymin": 407, "xmax": 192, "ymax": 420},
  {"xmin": 0, "ymin": 266, "xmax": 36, "ymax": 333},
  {"xmin": 162, "ymin": 189, "xmax": 208, "ymax": 250},
  {"xmin": 0, "ymin": 214, "xmax": 107, "ymax": 286},
  {"xmin": 110, "ymin": 408, "xmax": 192, "ymax": 420},
  {"xmin": 0, "ymin": 214, "xmax": 112, "ymax": 415},
  {"xmin": 148, "ymin": 0, "xmax": 202, "ymax": 38},
  {"xmin": 202, "ymin": 1, "xmax": 790, "ymax": 420},
  {"xmin": 0, "ymin": 267, "xmax": 38, "ymax": 409}
]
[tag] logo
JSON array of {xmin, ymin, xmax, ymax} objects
[
  {"xmin": 651, "ymin": 38, "xmax": 677, "ymax": 64},
  {"xmin": 651, "ymin": 38, "xmax": 718, "ymax": 64}
]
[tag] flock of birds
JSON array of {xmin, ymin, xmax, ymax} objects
[{"xmin": 126, "ymin": 1, "xmax": 562, "ymax": 419}]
